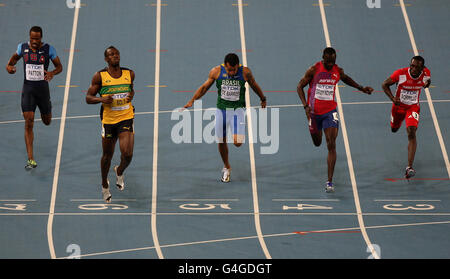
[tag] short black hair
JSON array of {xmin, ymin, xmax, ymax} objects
[
  {"xmin": 224, "ymin": 53, "xmax": 240, "ymax": 67},
  {"xmin": 29, "ymin": 26, "xmax": 43, "ymax": 37},
  {"xmin": 323, "ymin": 47, "xmax": 336, "ymax": 57},
  {"xmin": 411, "ymin": 55, "xmax": 425, "ymax": 66},
  {"xmin": 104, "ymin": 46, "xmax": 118, "ymax": 57}
]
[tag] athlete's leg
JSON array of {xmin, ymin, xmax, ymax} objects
[
  {"xmin": 101, "ymin": 136, "xmax": 117, "ymax": 188},
  {"xmin": 23, "ymin": 111, "xmax": 35, "ymax": 160},
  {"xmin": 309, "ymin": 115, "xmax": 323, "ymax": 146},
  {"xmin": 406, "ymin": 126, "xmax": 417, "ymax": 167},
  {"xmin": 233, "ymin": 108, "xmax": 245, "ymax": 147},
  {"xmin": 218, "ymin": 139, "xmax": 231, "ymax": 169},
  {"xmin": 37, "ymin": 83, "xmax": 52, "ymax": 126},
  {"xmin": 324, "ymin": 127, "xmax": 338, "ymax": 182},
  {"xmin": 390, "ymin": 105, "xmax": 404, "ymax": 133},
  {"xmin": 41, "ymin": 113, "xmax": 52, "ymax": 126},
  {"xmin": 117, "ymin": 131, "xmax": 134, "ymax": 176}
]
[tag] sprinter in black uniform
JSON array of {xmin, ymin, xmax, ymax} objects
[{"xmin": 6, "ymin": 26, "xmax": 63, "ymax": 170}]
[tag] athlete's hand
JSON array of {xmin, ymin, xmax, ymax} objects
[
  {"xmin": 183, "ymin": 99, "xmax": 194, "ymax": 110},
  {"xmin": 361, "ymin": 86, "xmax": 374, "ymax": 95},
  {"xmin": 6, "ymin": 65, "xmax": 16, "ymax": 74},
  {"xmin": 101, "ymin": 95, "xmax": 114, "ymax": 104},
  {"xmin": 424, "ymin": 79, "xmax": 431, "ymax": 88},
  {"xmin": 44, "ymin": 70, "xmax": 54, "ymax": 81},
  {"xmin": 392, "ymin": 96, "xmax": 401, "ymax": 106},
  {"xmin": 260, "ymin": 99, "xmax": 267, "ymax": 108},
  {"xmin": 304, "ymin": 105, "xmax": 312, "ymax": 119},
  {"xmin": 125, "ymin": 93, "xmax": 133, "ymax": 103}
]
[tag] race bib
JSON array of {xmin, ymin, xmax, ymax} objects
[
  {"xmin": 111, "ymin": 92, "xmax": 130, "ymax": 111},
  {"xmin": 315, "ymin": 84, "xmax": 335, "ymax": 101},
  {"xmin": 400, "ymin": 89, "xmax": 419, "ymax": 105},
  {"xmin": 221, "ymin": 84, "xmax": 240, "ymax": 101},
  {"xmin": 26, "ymin": 64, "xmax": 44, "ymax": 81}
]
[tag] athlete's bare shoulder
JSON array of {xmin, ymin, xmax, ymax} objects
[{"xmin": 209, "ymin": 65, "xmax": 222, "ymax": 80}]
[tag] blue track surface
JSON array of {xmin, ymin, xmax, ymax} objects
[{"xmin": 0, "ymin": 0, "xmax": 449, "ymax": 259}]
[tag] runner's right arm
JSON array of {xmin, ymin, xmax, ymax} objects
[
  {"xmin": 86, "ymin": 72, "xmax": 113, "ymax": 104},
  {"xmin": 6, "ymin": 53, "xmax": 21, "ymax": 74},
  {"xmin": 184, "ymin": 66, "xmax": 219, "ymax": 109},
  {"xmin": 297, "ymin": 66, "xmax": 315, "ymax": 119},
  {"xmin": 381, "ymin": 77, "xmax": 400, "ymax": 106}
]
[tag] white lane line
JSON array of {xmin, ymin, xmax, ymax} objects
[
  {"xmin": 318, "ymin": 0, "xmax": 380, "ymax": 259},
  {"xmin": 273, "ymin": 199, "xmax": 340, "ymax": 202},
  {"xmin": 2, "ymin": 99, "xmax": 450, "ymax": 125},
  {"xmin": 399, "ymin": 0, "xmax": 450, "ymax": 178},
  {"xmin": 237, "ymin": 0, "xmax": 271, "ymax": 259},
  {"xmin": 170, "ymin": 199, "xmax": 239, "ymax": 201},
  {"xmin": 46, "ymin": 5, "xmax": 80, "ymax": 260},
  {"xmin": 374, "ymin": 199, "xmax": 441, "ymax": 202},
  {"xmin": 3, "ymin": 212, "xmax": 450, "ymax": 217},
  {"xmin": 151, "ymin": 0, "xmax": 164, "ymax": 259},
  {"xmin": 70, "ymin": 199, "xmax": 137, "ymax": 202},
  {"xmin": 58, "ymin": 219, "xmax": 450, "ymax": 259}
]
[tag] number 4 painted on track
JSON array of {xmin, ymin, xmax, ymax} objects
[
  {"xmin": 0, "ymin": 204, "xmax": 27, "ymax": 211},
  {"xmin": 282, "ymin": 204, "xmax": 333, "ymax": 211}
]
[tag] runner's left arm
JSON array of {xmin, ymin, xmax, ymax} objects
[
  {"xmin": 126, "ymin": 70, "xmax": 135, "ymax": 103},
  {"xmin": 44, "ymin": 57, "xmax": 63, "ymax": 81},
  {"xmin": 244, "ymin": 67, "xmax": 266, "ymax": 108},
  {"xmin": 339, "ymin": 67, "xmax": 373, "ymax": 94}
]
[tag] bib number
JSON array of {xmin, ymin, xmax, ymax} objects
[
  {"xmin": 400, "ymin": 89, "xmax": 419, "ymax": 105},
  {"xmin": 111, "ymin": 92, "xmax": 130, "ymax": 111},
  {"xmin": 315, "ymin": 84, "xmax": 335, "ymax": 101},
  {"xmin": 26, "ymin": 64, "xmax": 44, "ymax": 81},
  {"xmin": 221, "ymin": 85, "xmax": 240, "ymax": 101}
]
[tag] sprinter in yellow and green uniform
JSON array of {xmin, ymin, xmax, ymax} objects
[
  {"xmin": 184, "ymin": 53, "xmax": 267, "ymax": 183},
  {"xmin": 86, "ymin": 46, "xmax": 135, "ymax": 203}
]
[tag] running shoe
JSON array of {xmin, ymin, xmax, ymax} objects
[
  {"xmin": 114, "ymin": 165, "xmax": 125, "ymax": 191},
  {"xmin": 221, "ymin": 167, "xmax": 231, "ymax": 183},
  {"xmin": 325, "ymin": 181, "xmax": 335, "ymax": 193},
  {"xmin": 405, "ymin": 166, "xmax": 416, "ymax": 179},
  {"xmin": 102, "ymin": 180, "xmax": 112, "ymax": 203},
  {"xmin": 25, "ymin": 159, "xmax": 37, "ymax": 170}
]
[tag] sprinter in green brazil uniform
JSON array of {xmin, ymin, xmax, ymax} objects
[{"xmin": 184, "ymin": 53, "xmax": 266, "ymax": 182}]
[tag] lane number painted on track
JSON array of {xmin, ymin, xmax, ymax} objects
[
  {"xmin": 383, "ymin": 204, "xmax": 435, "ymax": 211},
  {"xmin": 0, "ymin": 204, "xmax": 27, "ymax": 211},
  {"xmin": 179, "ymin": 203, "xmax": 231, "ymax": 210},
  {"xmin": 282, "ymin": 204, "xmax": 333, "ymax": 211},
  {"xmin": 78, "ymin": 204, "xmax": 128, "ymax": 210}
]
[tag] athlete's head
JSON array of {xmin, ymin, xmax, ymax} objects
[
  {"xmin": 29, "ymin": 26, "xmax": 43, "ymax": 50},
  {"xmin": 224, "ymin": 53, "xmax": 240, "ymax": 77},
  {"xmin": 322, "ymin": 47, "xmax": 337, "ymax": 70},
  {"xmin": 104, "ymin": 46, "xmax": 120, "ymax": 67},
  {"xmin": 410, "ymin": 56, "xmax": 425, "ymax": 77}
]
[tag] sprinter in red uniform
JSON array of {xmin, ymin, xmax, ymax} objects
[
  {"xmin": 382, "ymin": 56, "xmax": 431, "ymax": 179},
  {"xmin": 297, "ymin": 47, "xmax": 373, "ymax": 192}
]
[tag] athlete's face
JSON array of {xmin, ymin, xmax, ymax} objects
[
  {"xmin": 323, "ymin": 54, "xmax": 336, "ymax": 70},
  {"xmin": 224, "ymin": 63, "xmax": 239, "ymax": 77},
  {"xmin": 409, "ymin": 59, "xmax": 424, "ymax": 77},
  {"xmin": 105, "ymin": 48, "xmax": 120, "ymax": 67},
  {"xmin": 29, "ymin": 31, "xmax": 42, "ymax": 50}
]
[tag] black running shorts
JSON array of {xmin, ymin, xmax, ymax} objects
[
  {"xmin": 102, "ymin": 119, "xmax": 134, "ymax": 139},
  {"xmin": 21, "ymin": 82, "xmax": 52, "ymax": 114}
]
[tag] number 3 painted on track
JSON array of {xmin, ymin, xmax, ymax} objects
[{"xmin": 383, "ymin": 204, "xmax": 434, "ymax": 211}]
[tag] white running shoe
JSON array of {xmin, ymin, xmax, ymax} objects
[
  {"xmin": 405, "ymin": 166, "xmax": 416, "ymax": 179},
  {"xmin": 221, "ymin": 167, "xmax": 231, "ymax": 183},
  {"xmin": 325, "ymin": 181, "xmax": 335, "ymax": 193},
  {"xmin": 102, "ymin": 180, "xmax": 112, "ymax": 203},
  {"xmin": 114, "ymin": 165, "xmax": 125, "ymax": 191}
]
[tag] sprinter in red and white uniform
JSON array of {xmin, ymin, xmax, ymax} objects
[
  {"xmin": 297, "ymin": 47, "xmax": 373, "ymax": 193},
  {"xmin": 382, "ymin": 56, "xmax": 431, "ymax": 179}
]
